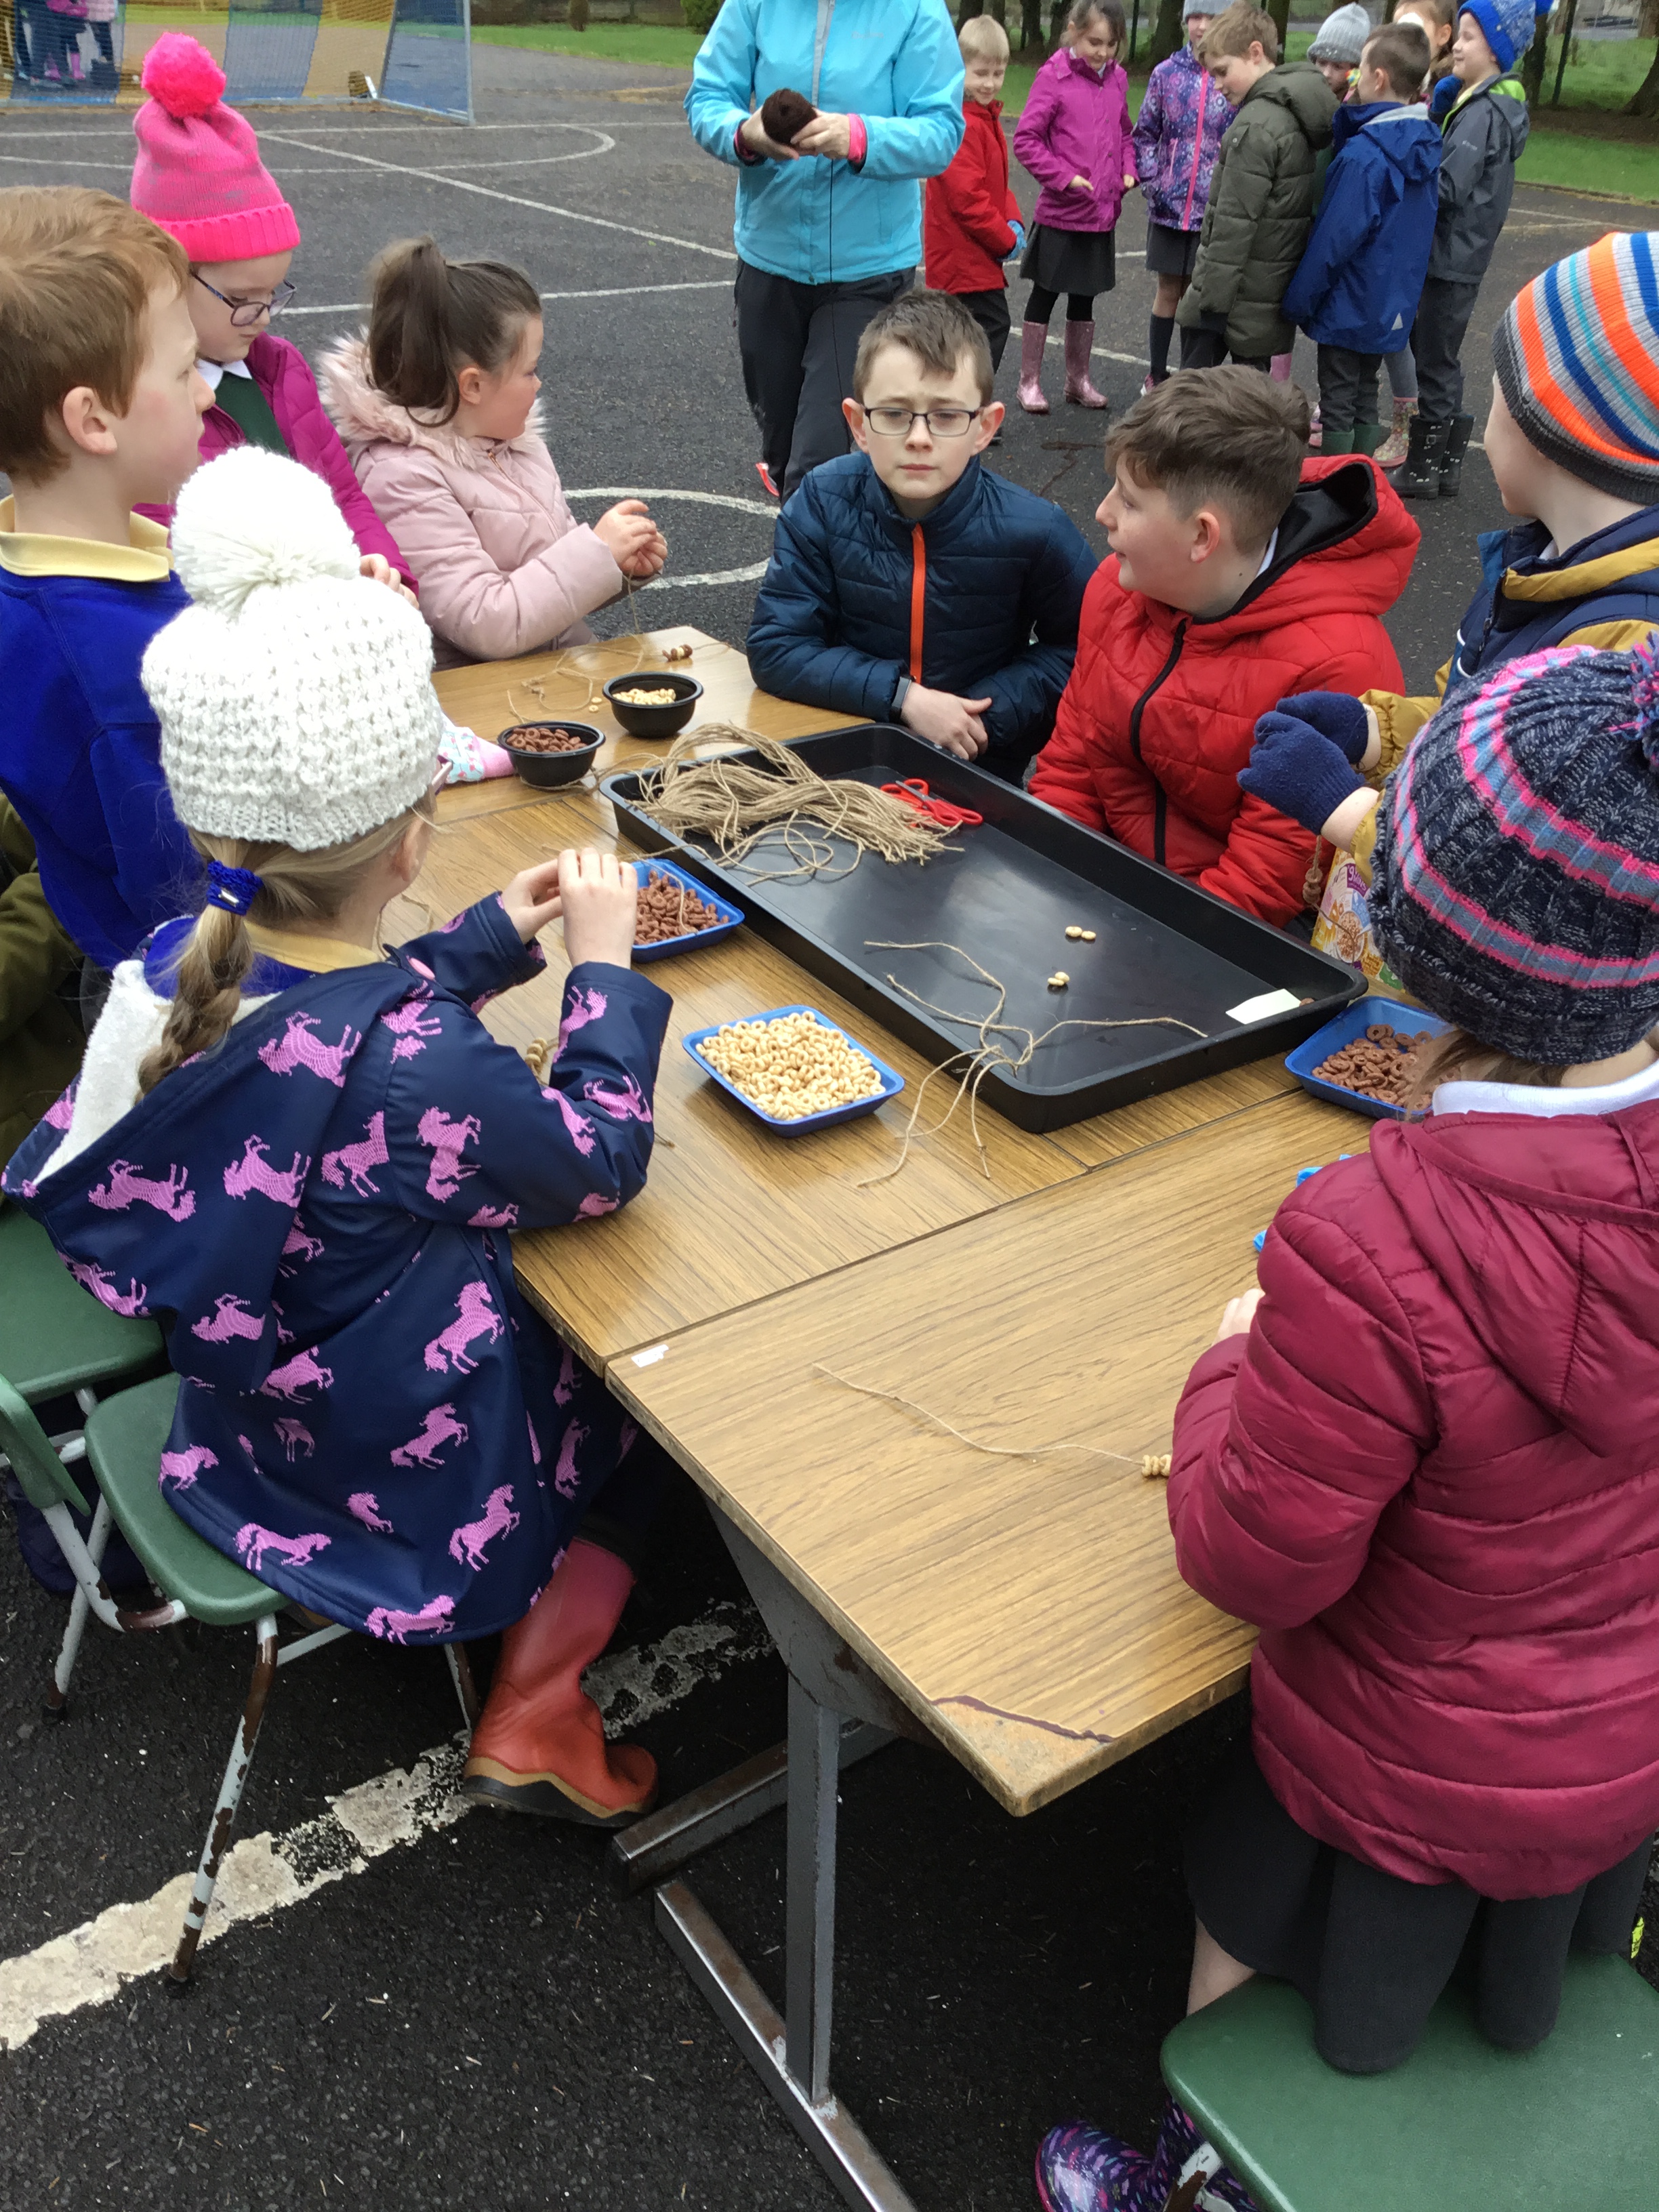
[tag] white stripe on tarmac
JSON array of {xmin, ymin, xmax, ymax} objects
[
  {"xmin": 282, "ymin": 279, "xmax": 731, "ymax": 319},
  {"xmin": 260, "ymin": 131, "xmax": 737, "ymax": 262},
  {"xmin": 0, "ymin": 1601, "xmax": 769, "ymax": 2053}
]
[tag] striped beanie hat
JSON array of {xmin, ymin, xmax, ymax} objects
[
  {"xmin": 1370, "ymin": 636, "xmax": 1659, "ymax": 1066},
  {"xmin": 1493, "ymin": 232, "xmax": 1659, "ymax": 503}
]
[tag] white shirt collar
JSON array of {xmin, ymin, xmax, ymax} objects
[
  {"xmin": 197, "ymin": 357, "xmax": 253, "ymax": 392},
  {"xmin": 1433, "ymin": 1052, "xmax": 1659, "ymax": 1121},
  {"xmin": 1254, "ymin": 527, "xmax": 1279, "ymax": 579}
]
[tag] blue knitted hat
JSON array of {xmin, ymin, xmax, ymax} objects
[
  {"xmin": 1457, "ymin": 0, "xmax": 1538, "ymax": 73},
  {"xmin": 1370, "ymin": 637, "xmax": 1659, "ymax": 1066}
]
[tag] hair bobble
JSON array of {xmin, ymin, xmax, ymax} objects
[{"xmin": 205, "ymin": 860, "xmax": 263, "ymax": 915}]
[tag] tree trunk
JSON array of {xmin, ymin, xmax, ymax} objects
[
  {"xmin": 1521, "ymin": 12, "xmax": 1549, "ymax": 104},
  {"xmin": 1049, "ymin": 0, "xmax": 1071, "ymax": 48},
  {"xmin": 1148, "ymin": 0, "xmax": 1184, "ymax": 68},
  {"xmin": 1267, "ymin": 0, "xmax": 1290, "ymax": 56},
  {"xmin": 1629, "ymin": 43, "xmax": 1659, "ymax": 114},
  {"xmin": 958, "ymin": 1, "xmax": 985, "ymax": 21},
  {"xmin": 1018, "ymin": 0, "xmax": 1046, "ymax": 52},
  {"xmin": 1641, "ymin": 0, "xmax": 1659, "ymax": 37}
]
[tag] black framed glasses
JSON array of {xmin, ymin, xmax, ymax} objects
[
  {"xmin": 863, "ymin": 404, "xmax": 983, "ymax": 438},
  {"xmin": 193, "ymin": 273, "xmax": 297, "ymax": 327}
]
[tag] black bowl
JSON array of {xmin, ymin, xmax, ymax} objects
[
  {"xmin": 497, "ymin": 720, "xmax": 605, "ymax": 789},
  {"xmin": 602, "ymin": 671, "xmax": 703, "ymax": 739}
]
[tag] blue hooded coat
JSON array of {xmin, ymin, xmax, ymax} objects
[
  {"xmin": 3, "ymin": 898, "xmax": 670, "ymax": 1643},
  {"xmin": 744, "ymin": 452, "xmax": 1098, "ymax": 775},
  {"xmin": 684, "ymin": 0, "xmax": 964, "ymax": 286},
  {"xmin": 1281, "ymin": 100, "xmax": 1441, "ymax": 355}
]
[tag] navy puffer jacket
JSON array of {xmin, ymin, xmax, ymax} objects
[{"xmin": 745, "ymin": 453, "xmax": 1099, "ymax": 777}]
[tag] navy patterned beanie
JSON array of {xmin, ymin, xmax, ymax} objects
[{"xmin": 1370, "ymin": 636, "xmax": 1659, "ymax": 1067}]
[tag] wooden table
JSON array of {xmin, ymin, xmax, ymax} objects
[{"xmin": 425, "ymin": 632, "xmax": 1363, "ymax": 2211}]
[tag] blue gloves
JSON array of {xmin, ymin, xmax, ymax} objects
[
  {"xmin": 1007, "ymin": 222, "xmax": 1026, "ymax": 260},
  {"xmin": 1240, "ymin": 709, "xmax": 1367, "ymax": 835},
  {"xmin": 1275, "ymin": 691, "xmax": 1373, "ymax": 764}
]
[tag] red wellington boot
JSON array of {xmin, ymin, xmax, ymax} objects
[{"xmin": 462, "ymin": 1540, "xmax": 657, "ymax": 1826}]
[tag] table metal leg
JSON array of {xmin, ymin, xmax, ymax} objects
[{"xmin": 655, "ymin": 1670, "xmax": 916, "ymax": 2212}]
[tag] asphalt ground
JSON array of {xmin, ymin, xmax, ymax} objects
[{"xmin": 0, "ymin": 47, "xmax": 1654, "ymax": 2212}]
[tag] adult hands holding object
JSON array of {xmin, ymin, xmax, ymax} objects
[
  {"xmin": 740, "ymin": 108, "xmax": 800, "ymax": 161},
  {"xmin": 792, "ymin": 111, "xmax": 855, "ymax": 161}
]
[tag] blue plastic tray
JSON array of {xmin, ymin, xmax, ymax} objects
[
  {"xmin": 1285, "ymin": 995, "xmax": 1449, "ymax": 1120},
  {"xmin": 682, "ymin": 1004, "xmax": 904, "ymax": 1134},
  {"xmin": 632, "ymin": 857, "xmax": 743, "ymax": 964}
]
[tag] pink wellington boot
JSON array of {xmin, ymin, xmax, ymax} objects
[
  {"xmin": 462, "ymin": 1538, "xmax": 657, "ymax": 1826},
  {"xmin": 1063, "ymin": 320, "xmax": 1109, "ymax": 409},
  {"xmin": 1019, "ymin": 320, "xmax": 1050, "ymax": 415}
]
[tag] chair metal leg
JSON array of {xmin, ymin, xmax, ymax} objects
[
  {"xmin": 167, "ymin": 1612, "xmax": 280, "ymax": 1993},
  {"xmin": 445, "ymin": 1643, "xmax": 481, "ymax": 1730},
  {"xmin": 45, "ymin": 1494, "xmax": 110, "ymax": 1719}
]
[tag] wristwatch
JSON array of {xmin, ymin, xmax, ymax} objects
[{"xmin": 890, "ymin": 674, "xmax": 913, "ymax": 722}]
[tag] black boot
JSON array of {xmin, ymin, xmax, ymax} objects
[
  {"xmin": 1391, "ymin": 413, "xmax": 1450, "ymax": 500},
  {"xmin": 1438, "ymin": 413, "xmax": 1475, "ymax": 497}
]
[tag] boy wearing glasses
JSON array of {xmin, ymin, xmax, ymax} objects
[
  {"xmin": 745, "ymin": 291, "xmax": 1096, "ymax": 780},
  {"xmin": 128, "ymin": 36, "xmax": 412, "ymax": 590}
]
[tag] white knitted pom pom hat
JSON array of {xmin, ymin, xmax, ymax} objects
[{"xmin": 143, "ymin": 447, "xmax": 442, "ymax": 852}]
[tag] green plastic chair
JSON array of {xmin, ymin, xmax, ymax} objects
[
  {"xmin": 0, "ymin": 1206, "xmax": 162, "ymax": 1405},
  {"xmin": 0, "ymin": 1368, "xmax": 479, "ymax": 1990},
  {"xmin": 1162, "ymin": 1955, "xmax": 1659, "ymax": 2211}
]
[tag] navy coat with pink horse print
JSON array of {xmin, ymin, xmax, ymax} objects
[{"xmin": 3, "ymin": 895, "xmax": 670, "ymax": 1642}]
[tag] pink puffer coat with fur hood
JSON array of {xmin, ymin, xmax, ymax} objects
[{"xmin": 321, "ymin": 337, "xmax": 624, "ymax": 669}]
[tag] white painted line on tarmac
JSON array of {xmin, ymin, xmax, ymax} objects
[
  {"xmin": 0, "ymin": 1601, "xmax": 769, "ymax": 2053},
  {"xmin": 261, "ymin": 131, "xmax": 737, "ymax": 262},
  {"xmin": 564, "ymin": 487, "xmax": 776, "ymax": 588},
  {"xmin": 282, "ymin": 279, "xmax": 731, "ymax": 319}
]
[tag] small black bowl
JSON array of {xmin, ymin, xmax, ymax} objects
[
  {"xmin": 497, "ymin": 720, "xmax": 605, "ymax": 789},
  {"xmin": 602, "ymin": 671, "xmax": 703, "ymax": 739}
]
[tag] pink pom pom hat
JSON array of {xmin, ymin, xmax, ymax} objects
[{"xmin": 130, "ymin": 34, "xmax": 300, "ymax": 265}]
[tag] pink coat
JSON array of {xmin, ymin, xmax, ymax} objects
[
  {"xmin": 141, "ymin": 334, "xmax": 413, "ymax": 591},
  {"xmin": 1168, "ymin": 1081, "xmax": 1659, "ymax": 1900},
  {"xmin": 1012, "ymin": 47, "xmax": 1132, "ymax": 234},
  {"xmin": 321, "ymin": 339, "xmax": 624, "ymax": 671}
]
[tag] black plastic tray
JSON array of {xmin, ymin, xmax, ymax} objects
[{"xmin": 603, "ymin": 726, "xmax": 1361, "ymax": 1132}]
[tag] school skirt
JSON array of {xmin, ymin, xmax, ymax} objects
[
  {"xmin": 1145, "ymin": 221, "xmax": 1201, "ymax": 278},
  {"xmin": 1185, "ymin": 1736, "xmax": 1652, "ymax": 2076},
  {"xmin": 1020, "ymin": 223, "xmax": 1115, "ymax": 299}
]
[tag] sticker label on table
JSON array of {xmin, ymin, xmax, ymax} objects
[{"xmin": 1227, "ymin": 988, "xmax": 1303, "ymax": 1025}]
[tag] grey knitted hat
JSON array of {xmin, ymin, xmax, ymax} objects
[{"xmin": 1307, "ymin": 3, "xmax": 1372, "ymax": 64}]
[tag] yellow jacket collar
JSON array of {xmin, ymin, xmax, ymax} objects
[
  {"xmin": 245, "ymin": 920, "xmax": 387, "ymax": 975},
  {"xmin": 1503, "ymin": 533, "xmax": 1659, "ymax": 605},
  {"xmin": 0, "ymin": 498, "xmax": 173, "ymax": 582}
]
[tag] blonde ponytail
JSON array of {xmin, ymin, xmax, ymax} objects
[{"xmin": 137, "ymin": 797, "xmax": 436, "ymax": 1098}]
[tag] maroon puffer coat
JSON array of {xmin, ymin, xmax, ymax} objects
[{"xmin": 1168, "ymin": 1089, "xmax": 1659, "ymax": 1899}]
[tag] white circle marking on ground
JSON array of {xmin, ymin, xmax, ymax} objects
[{"xmin": 564, "ymin": 487, "xmax": 775, "ymax": 590}]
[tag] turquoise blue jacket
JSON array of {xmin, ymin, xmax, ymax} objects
[{"xmin": 685, "ymin": 0, "xmax": 964, "ymax": 285}]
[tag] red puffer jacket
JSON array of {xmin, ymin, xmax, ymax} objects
[
  {"xmin": 925, "ymin": 96, "xmax": 1022, "ymax": 293},
  {"xmin": 1168, "ymin": 1080, "xmax": 1659, "ymax": 1899},
  {"xmin": 1029, "ymin": 456, "xmax": 1417, "ymax": 923}
]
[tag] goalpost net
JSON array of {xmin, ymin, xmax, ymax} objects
[{"xmin": 3, "ymin": 0, "xmax": 474, "ymax": 121}]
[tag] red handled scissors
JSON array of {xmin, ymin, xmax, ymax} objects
[{"xmin": 880, "ymin": 778, "xmax": 983, "ymax": 830}]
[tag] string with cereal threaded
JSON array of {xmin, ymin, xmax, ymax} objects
[
  {"xmin": 631, "ymin": 729, "xmax": 956, "ymax": 879},
  {"xmin": 814, "ymin": 1364, "xmax": 1171, "ymax": 1477}
]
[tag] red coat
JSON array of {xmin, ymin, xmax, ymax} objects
[
  {"xmin": 1028, "ymin": 456, "xmax": 1417, "ymax": 924},
  {"xmin": 1168, "ymin": 1084, "xmax": 1659, "ymax": 1899},
  {"xmin": 924, "ymin": 96, "xmax": 1021, "ymax": 293}
]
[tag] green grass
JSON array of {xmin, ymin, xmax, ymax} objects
[{"xmin": 477, "ymin": 21, "xmax": 1659, "ymax": 202}]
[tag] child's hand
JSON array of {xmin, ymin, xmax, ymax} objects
[
  {"xmin": 741, "ymin": 108, "xmax": 800, "ymax": 160},
  {"xmin": 793, "ymin": 111, "xmax": 853, "ymax": 160},
  {"xmin": 500, "ymin": 858, "xmax": 565, "ymax": 944},
  {"xmin": 359, "ymin": 553, "xmax": 418, "ymax": 608},
  {"xmin": 1068, "ymin": 173, "xmax": 1095, "ymax": 193},
  {"xmin": 1240, "ymin": 710, "xmax": 1366, "ymax": 836},
  {"xmin": 900, "ymin": 684, "xmax": 992, "ymax": 761},
  {"xmin": 557, "ymin": 848, "xmax": 639, "ymax": 970},
  {"xmin": 1122, "ymin": 171, "xmax": 1139, "ymax": 191},
  {"xmin": 1214, "ymin": 1288, "xmax": 1263, "ymax": 1343},
  {"xmin": 594, "ymin": 500, "xmax": 665, "ymax": 577}
]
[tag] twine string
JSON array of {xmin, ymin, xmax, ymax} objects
[{"xmin": 814, "ymin": 1364, "xmax": 1170, "ymax": 1477}]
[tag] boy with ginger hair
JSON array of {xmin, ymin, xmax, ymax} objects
[
  {"xmin": 1029, "ymin": 367, "xmax": 1416, "ymax": 924},
  {"xmin": 0, "ymin": 186, "xmax": 208, "ymax": 981}
]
